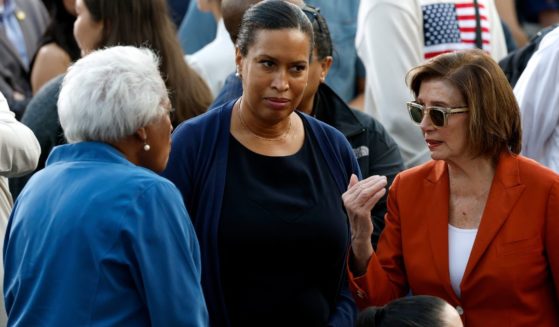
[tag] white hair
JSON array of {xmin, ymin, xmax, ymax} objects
[{"xmin": 58, "ymin": 46, "xmax": 168, "ymax": 143}]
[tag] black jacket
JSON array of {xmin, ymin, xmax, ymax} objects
[{"xmin": 313, "ymin": 83, "xmax": 404, "ymax": 248}]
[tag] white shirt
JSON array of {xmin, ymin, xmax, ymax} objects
[
  {"xmin": 186, "ymin": 19, "xmax": 235, "ymax": 98},
  {"xmin": 0, "ymin": 91, "xmax": 40, "ymax": 324},
  {"xmin": 514, "ymin": 26, "xmax": 559, "ymax": 173},
  {"xmin": 448, "ymin": 224, "xmax": 477, "ymax": 298}
]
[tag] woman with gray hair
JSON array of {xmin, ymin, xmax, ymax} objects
[{"xmin": 3, "ymin": 46, "xmax": 208, "ymax": 326}]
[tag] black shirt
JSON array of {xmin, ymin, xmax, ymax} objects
[{"xmin": 219, "ymin": 121, "xmax": 349, "ymax": 326}]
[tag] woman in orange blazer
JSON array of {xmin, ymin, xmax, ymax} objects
[{"xmin": 343, "ymin": 49, "xmax": 559, "ymax": 327}]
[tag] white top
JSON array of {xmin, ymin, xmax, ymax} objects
[
  {"xmin": 186, "ymin": 19, "xmax": 236, "ymax": 99},
  {"xmin": 0, "ymin": 91, "xmax": 40, "ymax": 324},
  {"xmin": 448, "ymin": 224, "xmax": 477, "ymax": 298},
  {"xmin": 355, "ymin": 0, "xmax": 507, "ymax": 167},
  {"xmin": 514, "ymin": 26, "xmax": 559, "ymax": 173}
]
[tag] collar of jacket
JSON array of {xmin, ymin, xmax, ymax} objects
[{"xmin": 312, "ymin": 83, "xmax": 365, "ymax": 138}]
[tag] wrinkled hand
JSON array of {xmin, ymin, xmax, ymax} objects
[{"xmin": 342, "ymin": 174, "xmax": 387, "ymax": 274}]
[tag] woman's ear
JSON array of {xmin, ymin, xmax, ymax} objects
[
  {"xmin": 235, "ymin": 47, "xmax": 243, "ymax": 78},
  {"xmin": 320, "ymin": 56, "xmax": 333, "ymax": 83},
  {"xmin": 135, "ymin": 126, "xmax": 148, "ymax": 143}
]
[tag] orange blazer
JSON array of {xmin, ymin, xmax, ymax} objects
[{"xmin": 349, "ymin": 152, "xmax": 559, "ymax": 326}]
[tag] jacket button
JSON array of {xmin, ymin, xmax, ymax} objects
[{"xmin": 456, "ymin": 305, "xmax": 464, "ymax": 315}]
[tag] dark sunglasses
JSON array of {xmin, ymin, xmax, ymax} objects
[{"xmin": 406, "ymin": 102, "xmax": 469, "ymax": 127}]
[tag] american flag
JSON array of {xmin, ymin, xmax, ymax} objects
[{"xmin": 422, "ymin": 0, "xmax": 491, "ymax": 59}]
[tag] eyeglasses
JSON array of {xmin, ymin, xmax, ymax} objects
[{"xmin": 406, "ymin": 102, "xmax": 469, "ymax": 127}]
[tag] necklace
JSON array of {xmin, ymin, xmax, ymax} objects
[{"xmin": 236, "ymin": 98, "xmax": 292, "ymax": 142}]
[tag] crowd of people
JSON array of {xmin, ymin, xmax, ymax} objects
[{"xmin": 1, "ymin": 0, "xmax": 558, "ymax": 326}]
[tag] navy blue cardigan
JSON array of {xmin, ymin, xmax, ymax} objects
[{"xmin": 163, "ymin": 100, "xmax": 360, "ymax": 326}]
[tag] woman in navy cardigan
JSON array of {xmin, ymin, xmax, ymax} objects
[{"xmin": 162, "ymin": 1, "xmax": 373, "ymax": 325}]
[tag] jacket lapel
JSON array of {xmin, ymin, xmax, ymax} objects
[
  {"xmin": 0, "ymin": 28, "xmax": 25, "ymax": 68},
  {"xmin": 425, "ymin": 161, "xmax": 461, "ymax": 303},
  {"xmin": 462, "ymin": 153, "xmax": 525, "ymax": 281}
]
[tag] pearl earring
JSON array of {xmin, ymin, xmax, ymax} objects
[
  {"xmin": 236, "ymin": 66, "xmax": 241, "ymax": 79},
  {"xmin": 143, "ymin": 142, "xmax": 151, "ymax": 152}
]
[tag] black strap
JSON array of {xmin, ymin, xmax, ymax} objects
[{"xmin": 473, "ymin": 0, "xmax": 483, "ymax": 49}]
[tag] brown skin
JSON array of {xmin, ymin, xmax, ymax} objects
[
  {"xmin": 298, "ymin": 49, "xmax": 333, "ymax": 115},
  {"xmin": 74, "ymin": 0, "xmax": 103, "ymax": 56},
  {"xmin": 110, "ymin": 108, "xmax": 174, "ymax": 173},
  {"xmin": 232, "ymin": 28, "xmax": 311, "ymax": 157}
]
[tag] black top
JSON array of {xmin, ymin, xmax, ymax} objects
[{"xmin": 218, "ymin": 120, "xmax": 349, "ymax": 326}]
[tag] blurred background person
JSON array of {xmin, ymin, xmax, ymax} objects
[
  {"xmin": 186, "ymin": 0, "xmax": 235, "ymax": 98},
  {"xmin": 178, "ymin": 0, "xmax": 217, "ymax": 54},
  {"xmin": 3, "ymin": 46, "xmax": 208, "ymax": 326},
  {"xmin": 516, "ymin": 0, "xmax": 559, "ymax": 35},
  {"xmin": 495, "ymin": 0, "xmax": 529, "ymax": 47},
  {"xmin": 356, "ymin": 295, "xmax": 463, "ymax": 327},
  {"xmin": 167, "ymin": 0, "xmax": 190, "ymax": 27},
  {"xmin": 211, "ymin": 0, "xmax": 363, "ymax": 109},
  {"xmin": 163, "ymin": 1, "xmax": 361, "ymax": 325},
  {"xmin": 0, "ymin": 91, "xmax": 40, "ymax": 326},
  {"xmin": 356, "ymin": 0, "xmax": 507, "ymax": 168},
  {"xmin": 345, "ymin": 50, "xmax": 559, "ymax": 326},
  {"xmin": 30, "ymin": 0, "xmax": 79, "ymax": 95},
  {"xmin": 9, "ymin": 0, "xmax": 213, "ymax": 199},
  {"xmin": 514, "ymin": 25, "xmax": 559, "ymax": 172},
  {"xmin": 296, "ymin": 4, "xmax": 404, "ymax": 248},
  {"xmin": 0, "ymin": 0, "xmax": 49, "ymax": 118}
]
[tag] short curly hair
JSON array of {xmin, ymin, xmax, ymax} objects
[{"xmin": 58, "ymin": 46, "xmax": 168, "ymax": 143}]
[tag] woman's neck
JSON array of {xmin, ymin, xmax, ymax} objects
[
  {"xmin": 237, "ymin": 98, "xmax": 292, "ymax": 141},
  {"xmin": 447, "ymin": 156, "xmax": 496, "ymax": 195},
  {"xmin": 298, "ymin": 94, "xmax": 314, "ymax": 115}
]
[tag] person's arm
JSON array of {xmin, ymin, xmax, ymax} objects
[
  {"xmin": 495, "ymin": 0, "xmax": 529, "ymax": 47},
  {"xmin": 130, "ymin": 181, "xmax": 208, "ymax": 326},
  {"xmin": 343, "ymin": 174, "xmax": 387, "ymax": 274},
  {"xmin": 0, "ymin": 94, "xmax": 40, "ymax": 178},
  {"xmin": 345, "ymin": 174, "xmax": 409, "ymax": 308},
  {"xmin": 31, "ymin": 44, "xmax": 72, "ymax": 95}
]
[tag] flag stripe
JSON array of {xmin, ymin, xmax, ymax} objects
[{"xmin": 422, "ymin": 1, "xmax": 491, "ymax": 59}]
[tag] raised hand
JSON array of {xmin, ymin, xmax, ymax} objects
[{"xmin": 342, "ymin": 174, "xmax": 387, "ymax": 275}]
